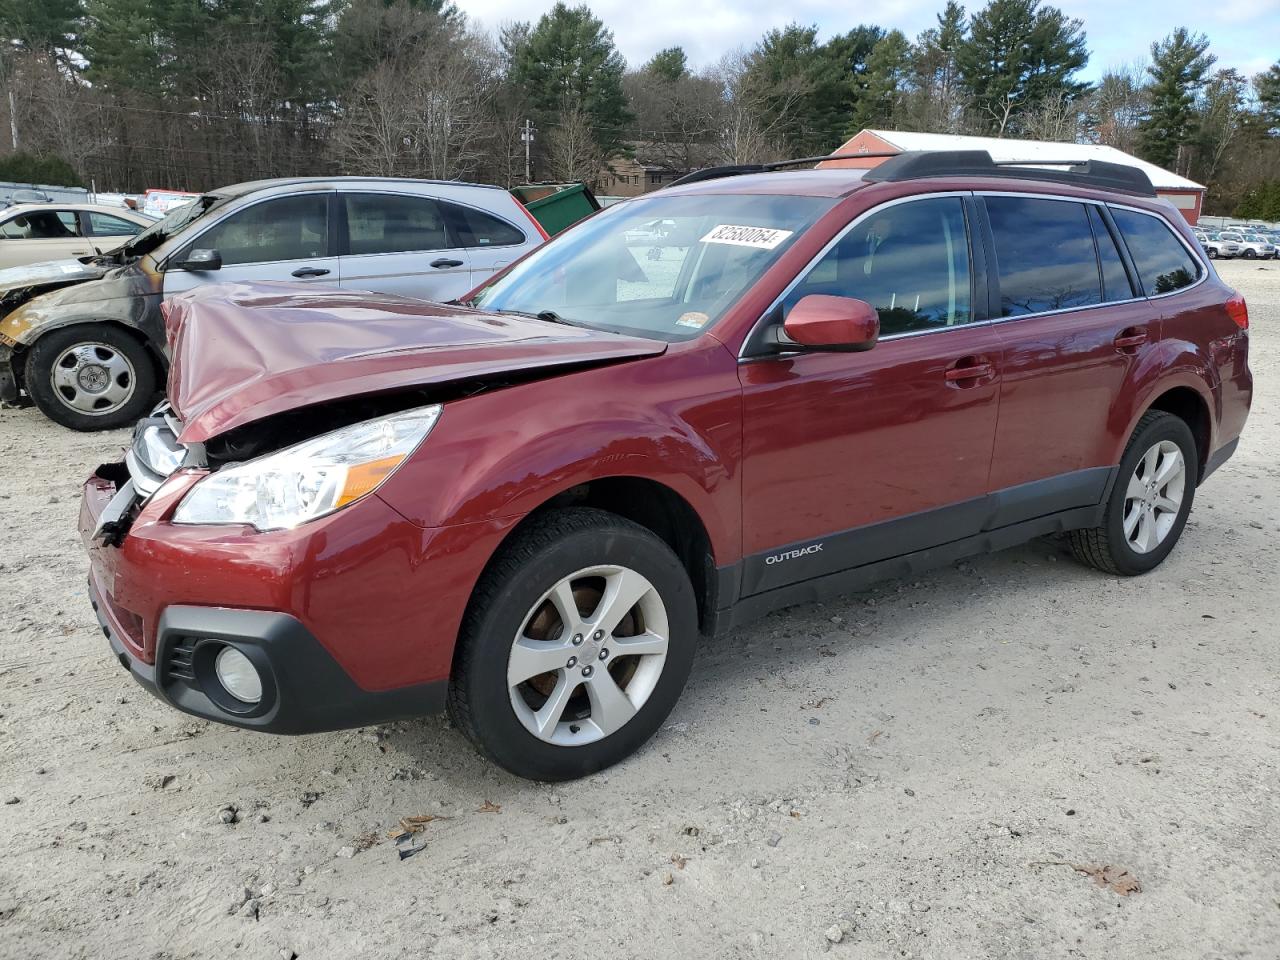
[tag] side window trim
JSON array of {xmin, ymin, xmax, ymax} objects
[
  {"xmin": 165, "ymin": 190, "xmax": 334, "ymax": 269},
  {"xmin": 1090, "ymin": 203, "xmax": 1140, "ymax": 301},
  {"xmin": 739, "ymin": 191, "xmax": 977, "ymax": 359},
  {"xmin": 338, "ymin": 190, "xmax": 465, "ymax": 258}
]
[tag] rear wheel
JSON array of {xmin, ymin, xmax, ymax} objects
[
  {"xmin": 1068, "ymin": 411, "xmax": 1198, "ymax": 576},
  {"xmin": 1207, "ymin": 248, "xmax": 1218, "ymax": 259},
  {"xmin": 1243, "ymin": 248, "xmax": 1257, "ymax": 259},
  {"xmin": 448, "ymin": 508, "xmax": 698, "ymax": 780},
  {"xmin": 24, "ymin": 324, "xmax": 157, "ymax": 430}
]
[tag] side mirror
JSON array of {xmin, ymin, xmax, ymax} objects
[
  {"xmin": 173, "ymin": 248, "xmax": 222, "ymax": 271},
  {"xmin": 778, "ymin": 294, "xmax": 879, "ymax": 352}
]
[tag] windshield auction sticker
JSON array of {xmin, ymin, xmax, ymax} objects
[{"xmin": 700, "ymin": 224, "xmax": 794, "ymax": 249}]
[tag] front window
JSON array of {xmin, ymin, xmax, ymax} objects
[{"xmin": 471, "ymin": 194, "xmax": 832, "ymax": 341}]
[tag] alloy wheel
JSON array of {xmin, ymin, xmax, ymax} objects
[
  {"xmin": 1123, "ymin": 440, "xmax": 1186, "ymax": 554},
  {"xmin": 49, "ymin": 342, "xmax": 136, "ymax": 415},
  {"xmin": 507, "ymin": 565, "xmax": 669, "ymax": 746}
]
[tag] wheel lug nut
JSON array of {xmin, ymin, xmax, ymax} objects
[
  {"xmin": 566, "ymin": 656, "xmax": 577, "ymax": 668},
  {"xmin": 599, "ymin": 648, "xmax": 609, "ymax": 660},
  {"xmin": 592, "ymin": 630, "xmax": 604, "ymax": 641},
  {"xmin": 581, "ymin": 665, "xmax": 594, "ymax": 678},
  {"xmin": 571, "ymin": 634, "xmax": 584, "ymax": 646}
]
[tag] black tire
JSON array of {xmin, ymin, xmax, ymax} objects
[
  {"xmin": 448, "ymin": 507, "xmax": 698, "ymax": 781},
  {"xmin": 23, "ymin": 324, "xmax": 158, "ymax": 431},
  {"xmin": 1243, "ymin": 248, "xmax": 1257, "ymax": 259},
  {"xmin": 1207, "ymin": 248, "xmax": 1218, "ymax": 259},
  {"xmin": 1068, "ymin": 411, "xmax": 1198, "ymax": 576}
]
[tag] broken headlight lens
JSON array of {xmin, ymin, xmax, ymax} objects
[{"xmin": 173, "ymin": 405, "xmax": 442, "ymax": 531}]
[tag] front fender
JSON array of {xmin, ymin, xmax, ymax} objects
[{"xmin": 375, "ymin": 341, "xmax": 744, "ymax": 567}]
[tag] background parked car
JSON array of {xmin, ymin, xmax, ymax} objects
[
  {"xmin": 0, "ymin": 203, "xmax": 153, "ymax": 268},
  {"xmin": 0, "ymin": 177, "xmax": 546, "ymax": 430},
  {"xmin": 1219, "ymin": 231, "xmax": 1277, "ymax": 259},
  {"xmin": 1196, "ymin": 231, "xmax": 1240, "ymax": 259}
]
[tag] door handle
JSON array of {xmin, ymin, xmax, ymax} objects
[
  {"xmin": 944, "ymin": 357, "xmax": 995, "ymax": 385},
  {"xmin": 1114, "ymin": 328, "xmax": 1148, "ymax": 352},
  {"xmin": 291, "ymin": 267, "xmax": 330, "ymax": 278},
  {"xmin": 430, "ymin": 258, "xmax": 464, "ymax": 269}
]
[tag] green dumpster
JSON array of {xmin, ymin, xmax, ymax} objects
[{"xmin": 511, "ymin": 182, "xmax": 600, "ymax": 236}]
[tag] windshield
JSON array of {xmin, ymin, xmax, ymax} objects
[
  {"xmin": 471, "ymin": 193, "xmax": 834, "ymax": 341},
  {"xmin": 112, "ymin": 196, "xmax": 219, "ymax": 259}
]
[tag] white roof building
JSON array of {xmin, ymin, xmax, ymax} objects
[{"xmin": 821, "ymin": 129, "xmax": 1206, "ymax": 223}]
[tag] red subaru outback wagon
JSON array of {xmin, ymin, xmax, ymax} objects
[{"xmin": 80, "ymin": 151, "xmax": 1252, "ymax": 780}]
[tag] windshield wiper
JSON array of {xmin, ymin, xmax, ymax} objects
[{"xmin": 495, "ymin": 308, "xmax": 580, "ymax": 327}]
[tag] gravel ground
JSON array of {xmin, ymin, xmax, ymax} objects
[{"xmin": 1, "ymin": 260, "xmax": 1278, "ymax": 960}]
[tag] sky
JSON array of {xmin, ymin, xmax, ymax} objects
[{"xmin": 458, "ymin": 0, "xmax": 1280, "ymax": 82}]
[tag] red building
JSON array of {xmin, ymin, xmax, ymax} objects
[{"xmin": 820, "ymin": 129, "xmax": 1206, "ymax": 225}]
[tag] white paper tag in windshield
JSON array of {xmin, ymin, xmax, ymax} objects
[{"xmin": 700, "ymin": 224, "xmax": 793, "ymax": 250}]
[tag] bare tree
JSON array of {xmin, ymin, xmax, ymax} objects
[
  {"xmin": 1085, "ymin": 64, "xmax": 1149, "ymax": 153},
  {"xmin": 1020, "ymin": 90, "xmax": 1083, "ymax": 141},
  {"xmin": 705, "ymin": 49, "xmax": 795, "ymax": 164},
  {"xmin": 547, "ymin": 102, "xmax": 603, "ymax": 183}
]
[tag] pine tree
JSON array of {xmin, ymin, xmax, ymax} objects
[
  {"xmin": 849, "ymin": 30, "xmax": 911, "ymax": 133},
  {"xmin": 1138, "ymin": 28, "xmax": 1215, "ymax": 170},
  {"xmin": 511, "ymin": 2, "xmax": 632, "ymax": 158},
  {"xmin": 956, "ymin": 0, "xmax": 1089, "ymax": 136}
]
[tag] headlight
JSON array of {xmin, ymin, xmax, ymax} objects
[{"xmin": 173, "ymin": 405, "xmax": 441, "ymax": 531}]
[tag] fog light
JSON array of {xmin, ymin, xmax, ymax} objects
[{"xmin": 214, "ymin": 646, "xmax": 263, "ymax": 704}]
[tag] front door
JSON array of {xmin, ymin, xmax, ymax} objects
[
  {"xmin": 738, "ymin": 194, "xmax": 1002, "ymax": 596},
  {"xmin": 162, "ymin": 192, "xmax": 337, "ymax": 296}
]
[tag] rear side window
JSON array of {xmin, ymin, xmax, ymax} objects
[
  {"xmin": 445, "ymin": 202, "xmax": 524, "ymax": 248},
  {"xmin": 0, "ymin": 210, "xmax": 80, "ymax": 239},
  {"xmin": 193, "ymin": 194, "xmax": 328, "ymax": 265},
  {"xmin": 1110, "ymin": 209, "xmax": 1201, "ymax": 295},
  {"xmin": 84, "ymin": 212, "xmax": 144, "ymax": 237},
  {"xmin": 785, "ymin": 196, "xmax": 973, "ymax": 336},
  {"xmin": 1088, "ymin": 206, "xmax": 1134, "ymax": 302},
  {"xmin": 985, "ymin": 197, "xmax": 1100, "ymax": 316},
  {"xmin": 344, "ymin": 193, "xmax": 453, "ymax": 256}
]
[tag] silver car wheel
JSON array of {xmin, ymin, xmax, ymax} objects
[
  {"xmin": 49, "ymin": 342, "xmax": 136, "ymax": 415},
  {"xmin": 507, "ymin": 565, "xmax": 669, "ymax": 746},
  {"xmin": 1123, "ymin": 440, "xmax": 1186, "ymax": 554}
]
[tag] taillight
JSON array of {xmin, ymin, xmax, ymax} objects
[{"xmin": 1226, "ymin": 293, "xmax": 1249, "ymax": 330}]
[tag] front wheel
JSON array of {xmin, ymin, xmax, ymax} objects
[
  {"xmin": 23, "ymin": 325, "xmax": 158, "ymax": 431},
  {"xmin": 448, "ymin": 508, "xmax": 698, "ymax": 780},
  {"xmin": 1068, "ymin": 411, "xmax": 1198, "ymax": 576}
]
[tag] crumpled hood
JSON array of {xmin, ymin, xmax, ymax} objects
[{"xmin": 166, "ymin": 282, "xmax": 668, "ymax": 443}]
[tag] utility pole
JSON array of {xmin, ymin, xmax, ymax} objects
[
  {"xmin": 8, "ymin": 90, "xmax": 17, "ymax": 151},
  {"xmin": 521, "ymin": 119, "xmax": 534, "ymax": 183}
]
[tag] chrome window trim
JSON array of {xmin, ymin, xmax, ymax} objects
[{"xmin": 739, "ymin": 189, "xmax": 1208, "ymax": 361}]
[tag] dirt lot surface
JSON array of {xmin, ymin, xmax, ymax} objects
[{"xmin": 2, "ymin": 260, "xmax": 1278, "ymax": 960}]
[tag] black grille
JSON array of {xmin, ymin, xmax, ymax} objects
[{"xmin": 165, "ymin": 636, "xmax": 199, "ymax": 684}]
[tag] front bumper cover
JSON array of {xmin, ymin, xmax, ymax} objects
[
  {"xmin": 90, "ymin": 577, "xmax": 448, "ymax": 735},
  {"xmin": 0, "ymin": 344, "xmax": 18, "ymax": 404}
]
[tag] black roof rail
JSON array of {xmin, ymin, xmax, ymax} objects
[
  {"xmin": 864, "ymin": 150, "xmax": 1156, "ymax": 196},
  {"xmin": 665, "ymin": 152, "xmax": 902, "ymax": 188},
  {"xmin": 666, "ymin": 148, "xmax": 1157, "ymax": 197}
]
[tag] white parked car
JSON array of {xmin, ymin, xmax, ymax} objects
[{"xmin": 0, "ymin": 203, "xmax": 153, "ymax": 269}]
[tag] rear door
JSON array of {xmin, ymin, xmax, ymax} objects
[
  {"xmin": 78, "ymin": 210, "xmax": 146, "ymax": 252},
  {"xmin": 162, "ymin": 192, "xmax": 336, "ymax": 295},
  {"xmin": 337, "ymin": 192, "xmax": 472, "ymax": 300},
  {"xmin": 982, "ymin": 194, "xmax": 1152, "ymax": 516},
  {"xmin": 738, "ymin": 193, "xmax": 1003, "ymax": 596}
]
